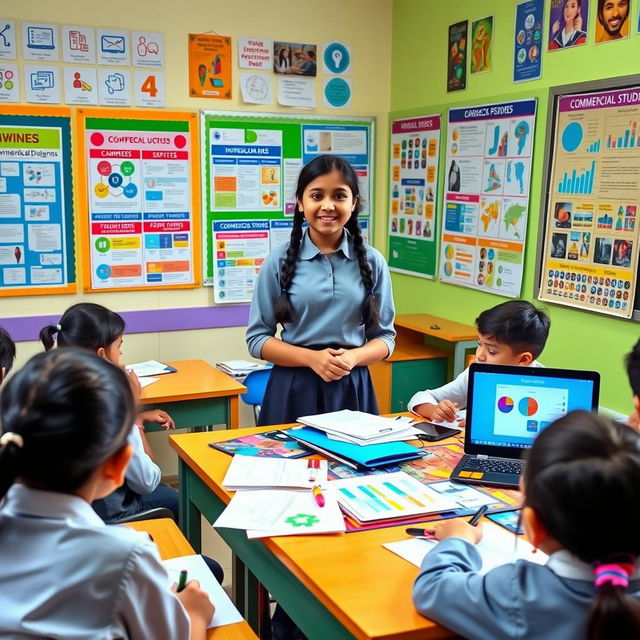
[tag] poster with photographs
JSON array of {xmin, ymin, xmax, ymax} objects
[
  {"xmin": 539, "ymin": 84, "xmax": 640, "ymax": 318},
  {"xmin": 548, "ymin": 0, "xmax": 588, "ymax": 50},
  {"xmin": 273, "ymin": 42, "xmax": 317, "ymax": 76}
]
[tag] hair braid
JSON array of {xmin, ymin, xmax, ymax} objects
[
  {"xmin": 273, "ymin": 211, "xmax": 304, "ymax": 325},
  {"xmin": 347, "ymin": 217, "xmax": 380, "ymax": 327}
]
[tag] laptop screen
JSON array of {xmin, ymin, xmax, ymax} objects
[{"xmin": 466, "ymin": 363, "xmax": 600, "ymax": 456}]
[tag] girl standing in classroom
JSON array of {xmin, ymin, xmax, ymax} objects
[
  {"xmin": 0, "ymin": 349, "xmax": 213, "ymax": 638},
  {"xmin": 413, "ymin": 410, "xmax": 640, "ymax": 640},
  {"xmin": 246, "ymin": 154, "xmax": 396, "ymax": 426}
]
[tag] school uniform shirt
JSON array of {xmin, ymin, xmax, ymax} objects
[
  {"xmin": 92, "ymin": 424, "xmax": 161, "ymax": 522},
  {"xmin": 413, "ymin": 536, "xmax": 640, "ymax": 640},
  {"xmin": 246, "ymin": 228, "xmax": 396, "ymax": 358},
  {"xmin": 0, "ymin": 484, "xmax": 191, "ymax": 640},
  {"xmin": 408, "ymin": 360, "xmax": 543, "ymax": 414}
]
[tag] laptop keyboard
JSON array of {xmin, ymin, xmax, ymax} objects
[{"xmin": 462, "ymin": 458, "xmax": 523, "ymax": 475}]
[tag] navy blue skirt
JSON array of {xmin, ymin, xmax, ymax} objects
[{"xmin": 257, "ymin": 363, "xmax": 379, "ymax": 426}]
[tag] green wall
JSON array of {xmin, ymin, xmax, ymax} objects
[{"xmin": 390, "ymin": 0, "xmax": 640, "ymax": 412}]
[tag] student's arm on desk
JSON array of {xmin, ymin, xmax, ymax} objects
[
  {"xmin": 412, "ymin": 537, "xmax": 520, "ymax": 639},
  {"xmin": 172, "ymin": 582, "xmax": 215, "ymax": 640},
  {"xmin": 409, "ymin": 368, "xmax": 470, "ymax": 423},
  {"xmin": 125, "ymin": 425, "xmax": 161, "ymax": 494}
]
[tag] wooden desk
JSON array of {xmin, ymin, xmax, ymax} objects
[
  {"xmin": 125, "ymin": 518, "xmax": 257, "ymax": 640},
  {"xmin": 395, "ymin": 313, "xmax": 477, "ymax": 378},
  {"xmin": 170, "ymin": 427, "xmax": 457, "ymax": 640},
  {"xmin": 140, "ymin": 360, "xmax": 246, "ymax": 431}
]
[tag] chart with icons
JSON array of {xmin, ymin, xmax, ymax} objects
[
  {"xmin": 539, "ymin": 85, "xmax": 640, "ymax": 318},
  {"xmin": 387, "ymin": 114, "xmax": 441, "ymax": 278},
  {"xmin": 440, "ymin": 99, "xmax": 537, "ymax": 298}
]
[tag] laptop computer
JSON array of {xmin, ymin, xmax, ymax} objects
[{"xmin": 450, "ymin": 363, "xmax": 600, "ymax": 488}]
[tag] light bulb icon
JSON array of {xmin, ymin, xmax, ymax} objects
[{"xmin": 331, "ymin": 49, "xmax": 342, "ymax": 70}]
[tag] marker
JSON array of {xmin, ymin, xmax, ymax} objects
[
  {"xmin": 312, "ymin": 485, "xmax": 325, "ymax": 507},
  {"xmin": 468, "ymin": 505, "xmax": 489, "ymax": 527},
  {"xmin": 406, "ymin": 527, "xmax": 436, "ymax": 538},
  {"xmin": 177, "ymin": 569, "xmax": 188, "ymax": 592},
  {"xmin": 307, "ymin": 458, "xmax": 320, "ymax": 482}
]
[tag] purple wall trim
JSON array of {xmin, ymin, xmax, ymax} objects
[{"xmin": 1, "ymin": 305, "xmax": 250, "ymax": 342}]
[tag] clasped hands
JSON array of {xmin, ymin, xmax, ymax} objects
[{"xmin": 308, "ymin": 347, "xmax": 358, "ymax": 382}]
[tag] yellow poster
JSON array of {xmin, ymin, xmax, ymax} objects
[
  {"xmin": 539, "ymin": 85, "xmax": 640, "ymax": 318},
  {"xmin": 188, "ymin": 34, "xmax": 232, "ymax": 99}
]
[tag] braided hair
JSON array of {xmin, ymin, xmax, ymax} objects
[{"xmin": 273, "ymin": 155, "xmax": 380, "ymax": 327}]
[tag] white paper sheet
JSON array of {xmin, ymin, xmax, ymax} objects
[
  {"xmin": 127, "ymin": 360, "xmax": 173, "ymax": 377},
  {"xmin": 139, "ymin": 376, "xmax": 159, "ymax": 388},
  {"xmin": 383, "ymin": 522, "xmax": 547, "ymax": 574},
  {"xmin": 163, "ymin": 555, "xmax": 243, "ymax": 628},
  {"xmin": 222, "ymin": 456, "xmax": 328, "ymax": 490}
]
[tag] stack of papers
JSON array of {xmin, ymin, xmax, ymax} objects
[
  {"xmin": 127, "ymin": 360, "xmax": 176, "ymax": 377},
  {"xmin": 297, "ymin": 410, "xmax": 421, "ymax": 444},
  {"xmin": 383, "ymin": 522, "xmax": 547, "ymax": 573},
  {"xmin": 216, "ymin": 360, "xmax": 272, "ymax": 379},
  {"xmin": 222, "ymin": 455, "xmax": 328, "ymax": 490}
]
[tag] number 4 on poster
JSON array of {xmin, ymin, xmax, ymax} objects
[{"xmin": 134, "ymin": 70, "xmax": 165, "ymax": 107}]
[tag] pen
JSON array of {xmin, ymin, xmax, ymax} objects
[
  {"xmin": 468, "ymin": 505, "xmax": 489, "ymax": 526},
  {"xmin": 307, "ymin": 458, "xmax": 320, "ymax": 482},
  {"xmin": 406, "ymin": 527, "xmax": 436, "ymax": 538},
  {"xmin": 177, "ymin": 569, "xmax": 188, "ymax": 592},
  {"xmin": 312, "ymin": 485, "xmax": 325, "ymax": 508}
]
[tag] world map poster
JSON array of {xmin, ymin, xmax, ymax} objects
[
  {"xmin": 439, "ymin": 99, "xmax": 537, "ymax": 297},
  {"xmin": 539, "ymin": 85, "xmax": 640, "ymax": 319}
]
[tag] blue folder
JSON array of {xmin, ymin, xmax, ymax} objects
[{"xmin": 284, "ymin": 427, "xmax": 424, "ymax": 470}]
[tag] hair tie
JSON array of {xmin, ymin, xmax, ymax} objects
[
  {"xmin": 594, "ymin": 555, "xmax": 637, "ymax": 589},
  {"xmin": 281, "ymin": 288, "xmax": 287, "ymax": 295},
  {"xmin": 0, "ymin": 432, "xmax": 24, "ymax": 449},
  {"xmin": 55, "ymin": 323, "xmax": 62, "ymax": 332},
  {"xmin": 367, "ymin": 289, "xmax": 374, "ymax": 297}
]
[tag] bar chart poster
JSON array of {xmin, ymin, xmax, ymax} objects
[
  {"xmin": 539, "ymin": 86, "xmax": 640, "ymax": 318},
  {"xmin": 387, "ymin": 114, "xmax": 441, "ymax": 279},
  {"xmin": 439, "ymin": 98, "xmax": 537, "ymax": 297}
]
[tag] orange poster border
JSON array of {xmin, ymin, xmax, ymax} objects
[
  {"xmin": 75, "ymin": 107, "xmax": 201, "ymax": 294},
  {"xmin": 0, "ymin": 105, "xmax": 77, "ymax": 297}
]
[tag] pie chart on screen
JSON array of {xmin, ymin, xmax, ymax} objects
[
  {"xmin": 518, "ymin": 396, "xmax": 539, "ymax": 416},
  {"xmin": 497, "ymin": 396, "xmax": 514, "ymax": 413}
]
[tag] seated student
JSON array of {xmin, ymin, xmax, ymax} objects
[
  {"xmin": 413, "ymin": 411, "xmax": 640, "ymax": 640},
  {"xmin": 409, "ymin": 300, "xmax": 550, "ymax": 425},
  {"xmin": 625, "ymin": 338, "xmax": 640, "ymax": 430},
  {"xmin": 39, "ymin": 303, "xmax": 179, "ymax": 524},
  {"xmin": 0, "ymin": 349, "xmax": 214, "ymax": 639},
  {"xmin": 0, "ymin": 326, "xmax": 16, "ymax": 384}
]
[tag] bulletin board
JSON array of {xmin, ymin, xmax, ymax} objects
[
  {"xmin": 76, "ymin": 108, "xmax": 200, "ymax": 293},
  {"xmin": 536, "ymin": 74, "xmax": 640, "ymax": 320},
  {"xmin": 0, "ymin": 105, "xmax": 76, "ymax": 297},
  {"xmin": 200, "ymin": 110, "xmax": 375, "ymax": 302}
]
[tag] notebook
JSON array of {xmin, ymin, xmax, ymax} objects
[{"xmin": 450, "ymin": 363, "xmax": 600, "ymax": 488}]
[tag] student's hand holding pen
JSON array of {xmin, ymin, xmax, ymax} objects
[
  {"xmin": 308, "ymin": 348, "xmax": 351, "ymax": 382},
  {"xmin": 431, "ymin": 519, "xmax": 483, "ymax": 545},
  {"xmin": 421, "ymin": 399, "xmax": 458, "ymax": 423},
  {"xmin": 172, "ymin": 580, "xmax": 215, "ymax": 638}
]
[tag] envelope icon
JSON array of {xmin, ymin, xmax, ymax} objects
[{"xmin": 101, "ymin": 34, "xmax": 126, "ymax": 54}]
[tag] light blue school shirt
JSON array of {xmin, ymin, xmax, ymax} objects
[
  {"xmin": 0, "ymin": 484, "xmax": 191, "ymax": 639},
  {"xmin": 246, "ymin": 228, "xmax": 396, "ymax": 359},
  {"xmin": 413, "ymin": 537, "xmax": 640, "ymax": 640}
]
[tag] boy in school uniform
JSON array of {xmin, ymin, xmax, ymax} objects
[
  {"xmin": 0, "ymin": 326, "xmax": 16, "ymax": 385},
  {"xmin": 409, "ymin": 300, "xmax": 550, "ymax": 425}
]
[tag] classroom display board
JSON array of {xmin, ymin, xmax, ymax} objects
[
  {"xmin": 200, "ymin": 111, "xmax": 374, "ymax": 302},
  {"xmin": 76, "ymin": 109, "xmax": 200, "ymax": 292},
  {"xmin": 0, "ymin": 106, "xmax": 75, "ymax": 296},
  {"xmin": 387, "ymin": 114, "xmax": 441, "ymax": 278},
  {"xmin": 439, "ymin": 99, "xmax": 537, "ymax": 298},
  {"xmin": 538, "ymin": 82, "xmax": 640, "ymax": 319}
]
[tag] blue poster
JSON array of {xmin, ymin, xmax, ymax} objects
[{"xmin": 513, "ymin": 0, "xmax": 544, "ymax": 82}]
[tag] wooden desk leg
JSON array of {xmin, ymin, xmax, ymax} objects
[
  {"xmin": 178, "ymin": 460, "xmax": 202, "ymax": 552},
  {"xmin": 229, "ymin": 395, "xmax": 239, "ymax": 429},
  {"xmin": 454, "ymin": 340, "xmax": 477, "ymax": 377}
]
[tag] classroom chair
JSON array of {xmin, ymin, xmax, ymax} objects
[{"xmin": 240, "ymin": 368, "xmax": 271, "ymax": 424}]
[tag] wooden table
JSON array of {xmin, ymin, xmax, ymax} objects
[
  {"xmin": 140, "ymin": 360, "xmax": 246, "ymax": 431},
  {"xmin": 395, "ymin": 313, "xmax": 477, "ymax": 378},
  {"xmin": 170, "ymin": 427, "xmax": 459, "ymax": 640},
  {"xmin": 125, "ymin": 518, "xmax": 257, "ymax": 640}
]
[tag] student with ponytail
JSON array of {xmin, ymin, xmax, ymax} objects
[
  {"xmin": 0, "ymin": 349, "xmax": 214, "ymax": 639},
  {"xmin": 246, "ymin": 154, "xmax": 395, "ymax": 426},
  {"xmin": 413, "ymin": 410, "xmax": 640, "ymax": 640}
]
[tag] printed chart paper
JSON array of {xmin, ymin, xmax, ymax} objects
[
  {"xmin": 440, "ymin": 99, "xmax": 537, "ymax": 297},
  {"xmin": 84, "ymin": 117, "xmax": 195, "ymax": 290},
  {"xmin": 539, "ymin": 85, "xmax": 640, "ymax": 318},
  {"xmin": 388, "ymin": 114, "xmax": 441, "ymax": 278}
]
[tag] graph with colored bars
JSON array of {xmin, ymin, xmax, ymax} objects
[
  {"xmin": 607, "ymin": 120, "xmax": 638, "ymax": 149},
  {"xmin": 558, "ymin": 161, "xmax": 595, "ymax": 195}
]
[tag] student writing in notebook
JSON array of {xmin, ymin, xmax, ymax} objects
[
  {"xmin": 413, "ymin": 411, "xmax": 640, "ymax": 640},
  {"xmin": 39, "ymin": 304, "xmax": 180, "ymax": 524},
  {"xmin": 0, "ymin": 326, "xmax": 15, "ymax": 385},
  {"xmin": 0, "ymin": 349, "xmax": 214, "ymax": 639},
  {"xmin": 246, "ymin": 154, "xmax": 396, "ymax": 426},
  {"xmin": 409, "ymin": 300, "xmax": 550, "ymax": 425}
]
